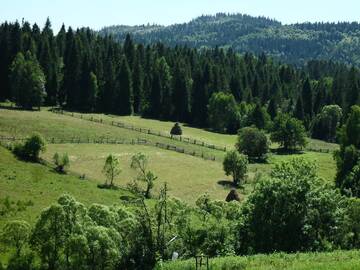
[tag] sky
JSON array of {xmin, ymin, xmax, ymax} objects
[{"xmin": 1, "ymin": 0, "xmax": 359, "ymax": 33}]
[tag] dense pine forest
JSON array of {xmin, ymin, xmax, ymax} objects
[
  {"xmin": 1, "ymin": 18, "xmax": 360, "ymax": 142},
  {"xmin": 100, "ymin": 13, "xmax": 360, "ymax": 66}
]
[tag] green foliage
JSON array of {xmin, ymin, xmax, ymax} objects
[
  {"xmin": 101, "ymin": 13, "xmax": 360, "ymax": 67},
  {"xmin": 13, "ymin": 133, "xmax": 46, "ymax": 161},
  {"xmin": 311, "ymin": 105, "xmax": 342, "ymax": 142},
  {"xmin": 10, "ymin": 51, "xmax": 46, "ymax": 109},
  {"xmin": 237, "ymin": 158, "xmax": 345, "ymax": 254},
  {"xmin": 335, "ymin": 106, "xmax": 360, "ymax": 197},
  {"xmin": 236, "ymin": 127, "xmax": 269, "ymax": 161},
  {"xmin": 130, "ymin": 152, "xmax": 157, "ymax": 198},
  {"xmin": 223, "ymin": 150, "xmax": 248, "ymax": 186},
  {"xmin": 208, "ymin": 92, "xmax": 239, "ymax": 133},
  {"xmin": 31, "ymin": 204, "xmax": 66, "ymax": 270},
  {"xmin": 1, "ymin": 220, "xmax": 31, "ymax": 257},
  {"xmin": 170, "ymin": 122, "xmax": 182, "ymax": 136},
  {"xmin": 53, "ymin": 152, "xmax": 70, "ymax": 173},
  {"xmin": 250, "ymin": 103, "xmax": 271, "ymax": 130},
  {"xmin": 6, "ymin": 252, "xmax": 35, "ymax": 270},
  {"xmin": 102, "ymin": 154, "xmax": 121, "ymax": 187},
  {"xmin": 271, "ymin": 113, "xmax": 307, "ymax": 151}
]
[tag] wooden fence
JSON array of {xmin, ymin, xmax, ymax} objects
[
  {"xmin": 52, "ymin": 109, "xmax": 227, "ymax": 152},
  {"xmin": 0, "ymin": 135, "xmax": 217, "ymax": 161}
]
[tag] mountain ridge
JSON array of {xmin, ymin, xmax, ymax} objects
[{"xmin": 99, "ymin": 13, "xmax": 360, "ymax": 66}]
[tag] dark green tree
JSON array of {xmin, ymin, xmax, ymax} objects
[
  {"xmin": 236, "ymin": 127, "xmax": 269, "ymax": 161},
  {"xmin": 271, "ymin": 113, "xmax": 307, "ymax": 151},
  {"xmin": 10, "ymin": 51, "xmax": 46, "ymax": 110}
]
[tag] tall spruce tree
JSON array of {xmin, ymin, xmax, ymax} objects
[{"xmin": 116, "ymin": 56, "xmax": 133, "ymax": 115}]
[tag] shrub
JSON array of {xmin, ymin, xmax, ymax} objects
[
  {"xmin": 223, "ymin": 150, "xmax": 248, "ymax": 186},
  {"xmin": 237, "ymin": 158, "xmax": 345, "ymax": 254},
  {"xmin": 170, "ymin": 122, "xmax": 183, "ymax": 136},
  {"xmin": 13, "ymin": 133, "xmax": 46, "ymax": 161},
  {"xmin": 53, "ymin": 153, "xmax": 70, "ymax": 173},
  {"xmin": 236, "ymin": 127, "xmax": 269, "ymax": 161}
]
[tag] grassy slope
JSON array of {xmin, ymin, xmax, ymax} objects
[
  {"xmin": 160, "ymin": 250, "xmax": 360, "ymax": 270},
  {"xmin": 0, "ymin": 146, "xmax": 132, "ymax": 228},
  {"xmin": 0, "ymin": 109, "xmax": 225, "ymax": 160}
]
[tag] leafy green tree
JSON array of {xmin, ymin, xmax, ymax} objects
[
  {"xmin": 53, "ymin": 152, "xmax": 70, "ymax": 173},
  {"xmin": 271, "ymin": 113, "xmax": 307, "ymax": 151},
  {"xmin": 10, "ymin": 51, "xmax": 46, "ymax": 109},
  {"xmin": 237, "ymin": 158, "xmax": 345, "ymax": 254},
  {"xmin": 131, "ymin": 152, "xmax": 157, "ymax": 198},
  {"xmin": 13, "ymin": 133, "xmax": 46, "ymax": 161},
  {"xmin": 311, "ymin": 105, "xmax": 342, "ymax": 142},
  {"xmin": 85, "ymin": 226, "xmax": 120, "ymax": 270},
  {"xmin": 208, "ymin": 92, "xmax": 239, "ymax": 133},
  {"xmin": 102, "ymin": 154, "xmax": 121, "ymax": 187},
  {"xmin": 223, "ymin": 150, "xmax": 248, "ymax": 186},
  {"xmin": 1, "ymin": 220, "xmax": 31, "ymax": 257},
  {"xmin": 31, "ymin": 204, "xmax": 66, "ymax": 270},
  {"xmin": 236, "ymin": 127, "xmax": 269, "ymax": 161}
]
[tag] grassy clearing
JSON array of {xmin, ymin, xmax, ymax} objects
[{"xmin": 160, "ymin": 250, "xmax": 360, "ymax": 270}]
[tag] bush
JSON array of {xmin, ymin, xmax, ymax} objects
[
  {"xmin": 53, "ymin": 153, "xmax": 70, "ymax": 173},
  {"xmin": 236, "ymin": 127, "xmax": 269, "ymax": 161},
  {"xmin": 237, "ymin": 158, "xmax": 345, "ymax": 254},
  {"xmin": 170, "ymin": 122, "xmax": 183, "ymax": 136},
  {"xmin": 13, "ymin": 133, "xmax": 46, "ymax": 161}
]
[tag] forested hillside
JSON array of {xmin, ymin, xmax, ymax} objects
[
  {"xmin": 1, "ymin": 18, "xmax": 359, "ymax": 143},
  {"xmin": 100, "ymin": 13, "xmax": 360, "ymax": 66}
]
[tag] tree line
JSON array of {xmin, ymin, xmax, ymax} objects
[{"xmin": 1, "ymin": 19, "xmax": 360, "ymax": 142}]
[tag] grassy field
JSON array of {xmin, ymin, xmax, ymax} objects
[
  {"xmin": 0, "ymin": 147, "xmax": 133, "ymax": 228},
  {"xmin": 41, "ymin": 143, "xmax": 234, "ymax": 203},
  {"xmin": 159, "ymin": 250, "xmax": 360, "ymax": 270},
  {"xmin": 0, "ymin": 107, "xmax": 337, "ymax": 204}
]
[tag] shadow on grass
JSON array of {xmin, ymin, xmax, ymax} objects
[
  {"xmin": 217, "ymin": 180, "xmax": 245, "ymax": 190},
  {"xmin": 270, "ymin": 148, "xmax": 305, "ymax": 155}
]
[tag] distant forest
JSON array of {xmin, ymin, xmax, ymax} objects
[
  {"xmin": 100, "ymin": 13, "xmax": 360, "ymax": 66},
  {"xmin": 1, "ymin": 19, "xmax": 360, "ymax": 142}
]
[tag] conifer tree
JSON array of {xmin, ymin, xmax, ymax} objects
[{"xmin": 116, "ymin": 57, "xmax": 133, "ymax": 115}]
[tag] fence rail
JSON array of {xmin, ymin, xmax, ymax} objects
[
  {"xmin": 0, "ymin": 135, "xmax": 217, "ymax": 161},
  {"xmin": 52, "ymin": 109, "xmax": 227, "ymax": 152}
]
